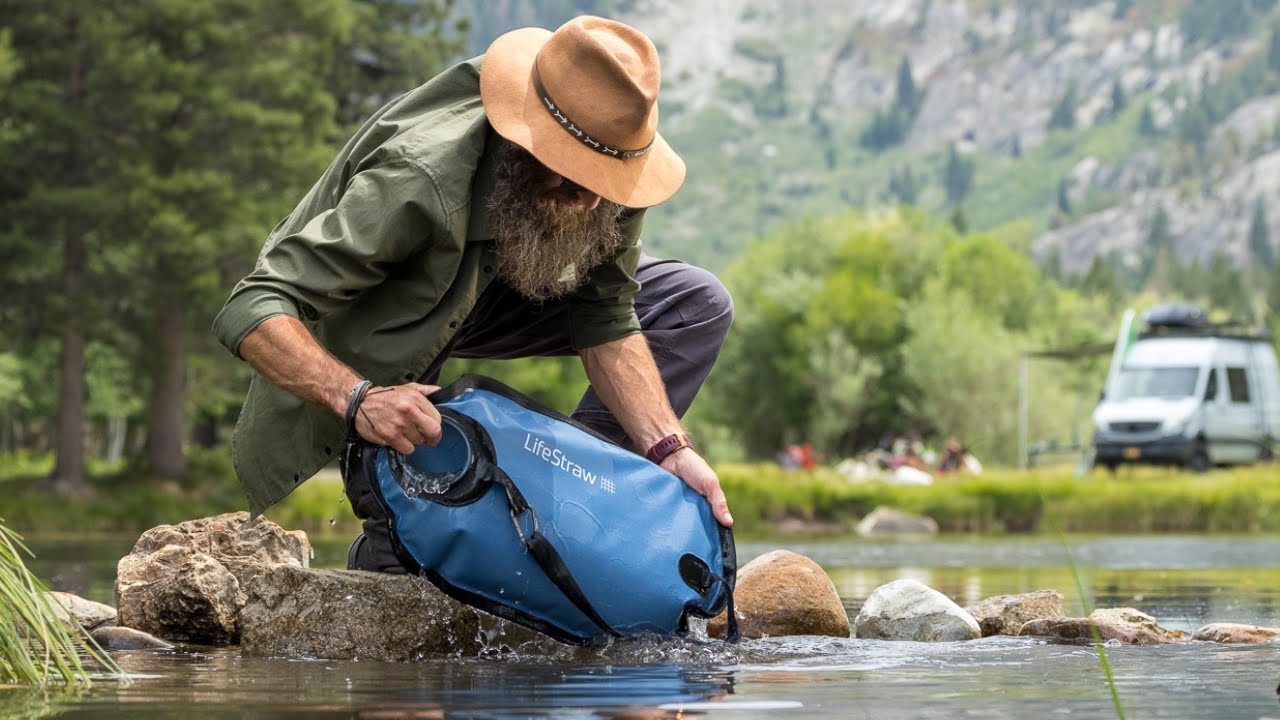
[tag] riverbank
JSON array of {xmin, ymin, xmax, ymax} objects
[{"xmin": 3, "ymin": 454, "xmax": 1278, "ymax": 537}]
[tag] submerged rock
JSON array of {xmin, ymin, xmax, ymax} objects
[
  {"xmin": 239, "ymin": 565, "xmax": 546, "ymax": 661},
  {"xmin": 855, "ymin": 506, "xmax": 939, "ymax": 537},
  {"xmin": 853, "ymin": 579, "xmax": 980, "ymax": 641},
  {"xmin": 1020, "ymin": 607, "xmax": 1189, "ymax": 645},
  {"xmin": 90, "ymin": 625, "xmax": 174, "ymax": 650},
  {"xmin": 115, "ymin": 512, "xmax": 312, "ymax": 645},
  {"xmin": 1192, "ymin": 623, "xmax": 1280, "ymax": 644},
  {"xmin": 707, "ymin": 549, "xmax": 849, "ymax": 639},
  {"xmin": 964, "ymin": 590, "xmax": 1064, "ymax": 637}
]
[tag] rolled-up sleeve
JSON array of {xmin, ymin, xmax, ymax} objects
[
  {"xmin": 214, "ymin": 161, "xmax": 442, "ymax": 357},
  {"xmin": 567, "ymin": 207, "xmax": 645, "ymax": 350}
]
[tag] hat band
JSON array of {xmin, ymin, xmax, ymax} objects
[{"xmin": 532, "ymin": 62, "xmax": 654, "ymax": 161}]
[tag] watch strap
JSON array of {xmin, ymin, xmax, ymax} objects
[{"xmin": 644, "ymin": 432, "xmax": 694, "ymax": 464}]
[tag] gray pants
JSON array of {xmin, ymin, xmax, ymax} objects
[{"xmin": 344, "ymin": 254, "xmax": 733, "ymax": 573}]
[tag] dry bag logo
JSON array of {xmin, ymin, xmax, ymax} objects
[{"xmin": 523, "ymin": 433, "xmax": 615, "ymax": 493}]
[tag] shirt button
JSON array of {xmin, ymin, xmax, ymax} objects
[{"xmin": 483, "ymin": 265, "xmax": 493, "ymax": 274}]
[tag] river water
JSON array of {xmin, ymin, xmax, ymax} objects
[{"xmin": 9, "ymin": 533, "xmax": 1280, "ymax": 719}]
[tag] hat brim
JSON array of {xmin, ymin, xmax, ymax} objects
[{"xmin": 480, "ymin": 27, "xmax": 685, "ymax": 209}]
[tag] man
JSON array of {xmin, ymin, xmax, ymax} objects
[{"xmin": 213, "ymin": 16, "xmax": 734, "ymax": 573}]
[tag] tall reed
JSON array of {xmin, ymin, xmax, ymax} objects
[{"xmin": 0, "ymin": 520, "xmax": 121, "ymax": 686}]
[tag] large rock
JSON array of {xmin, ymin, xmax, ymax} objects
[
  {"xmin": 707, "ymin": 549, "xmax": 849, "ymax": 639},
  {"xmin": 964, "ymin": 590, "xmax": 1064, "ymax": 637},
  {"xmin": 239, "ymin": 565, "xmax": 548, "ymax": 661},
  {"xmin": 1020, "ymin": 607, "xmax": 1189, "ymax": 645},
  {"xmin": 855, "ymin": 506, "xmax": 939, "ymax": 537},
  {"xmin": 1192, "ymin": 623, "xmax": 1280, "ymax": 644},
  {"xmin": 115, "ymin": 512, "xmax": 312, "ymax": 645},
  {"xmin": 853, "ymin": 579, "xmax": 981, "ymax": 641}
]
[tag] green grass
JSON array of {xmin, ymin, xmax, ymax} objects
[
  {"xmin": 4, "ymin": 450, "xmax": 1279, "ymax": 540},
  {"xmin": 717, "ymin": 462, "xmax": 1280, "ymax": 537},
  {"xmin": 0, "ymin": 521, "xmax": 121, "ymax": 686}
]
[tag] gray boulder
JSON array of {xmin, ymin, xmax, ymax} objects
[
  {"xmin": 239, "ymin": 565, "xmax": 548, "ymax": 661},
  {"xmin": 855, "ymin": 506, "xmax": 939, "ymax": 537},
  {"xmin": 853, "ymin": 579, "xmax": 980, "ymax": 641},
  {"xmin": 1020, "ymin": 607, "xmax": 1189, "ymax": 645},
  {"xmin": 115, "ymin": 512, "xmax": 311, "ymax": 645},
  {"xmin": 1192, "ymin": 622, "xmax": 1280, "ymax": 644},
  {"xmin": 964, "ymin": 590, "xmax": 1064, "ymax": 637}
]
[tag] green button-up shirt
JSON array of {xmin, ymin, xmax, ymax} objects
[{"xmin": 213, "ymin": 57, "xmax": 646, "ymax": 515}]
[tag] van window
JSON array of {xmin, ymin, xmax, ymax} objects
[
  {"xmin": 1113, "ymin": 366, "xmax": 1199, "ymax": 400},
  {"xmin": 1226, "ymin": 367, "xmax": 1251, "ymax": 403}
]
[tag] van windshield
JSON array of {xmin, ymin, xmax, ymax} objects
[{"xmin": 1112, "ymin": 366, "xmax": 1200, "ymax": 400}]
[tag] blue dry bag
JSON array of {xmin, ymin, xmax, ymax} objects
[{"xmin": 364, "ymin": 375, "xmax": 738, "ymax": 645}]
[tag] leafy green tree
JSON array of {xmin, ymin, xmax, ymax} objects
[
  {"xmin": 1080, "ymin": 255, "xmax": 1121, "ymax": 307},
  {"xmin": 706, "ymin": 209, "xmax": 949, "ymax": 458},
  {"xmin": 935, "ymin": 234, "xmax": 1043, "ymax": 331},
  {"xmin": 902, "ymin": 280, "xmax": 1022, "ymax": 464}
]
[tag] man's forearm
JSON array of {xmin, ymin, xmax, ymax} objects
[
  {"xmin": 579, "ymin": 332, "xmax": 683, "ymax": 453},
  {"xmin": 237, "ymin": 315, "xmax": 361, "ymax": 417},
  {"xmin": 580, "ymin": 331, "xmax": 733, "ymax": 526}
]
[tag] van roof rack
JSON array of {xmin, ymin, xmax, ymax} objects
[{"xmin": 1139, "ymin": 304, "xmax": 1273, "ymax": 341}]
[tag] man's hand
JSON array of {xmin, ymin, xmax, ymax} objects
[
  {"xmin": 660, "ymin": 447, "xmax": 733, "ymax": 527},
  {"xmin": 352, "ymin": 383, "xmax": 442, "ymax": 454}
]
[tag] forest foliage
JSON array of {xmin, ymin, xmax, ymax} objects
[{"xmin": 0, "ymin": 0, "xmax": 1277, "ymax": 506}]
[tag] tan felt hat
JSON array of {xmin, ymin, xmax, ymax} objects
[{"xmin": 480, "ymin": 15, "xmax": 685, "ymax": 208}]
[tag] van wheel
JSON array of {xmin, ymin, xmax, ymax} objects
[{"xmin": 1187, "ymin": 443, "xmax": 1210, "ymax": 473}]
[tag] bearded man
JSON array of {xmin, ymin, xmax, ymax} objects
[{"xmin": 214, "ymin": 16, "xmax": 734, "ymax": 573}]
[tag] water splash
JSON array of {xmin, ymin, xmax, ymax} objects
[{"xmin": 397, "ymin": 459, "xmax": 459, "ymax": 499}]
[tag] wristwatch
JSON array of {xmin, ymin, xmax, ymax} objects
[{"xmin": 645, "ymin": 432, "xmax": 694, "ymax": 464}]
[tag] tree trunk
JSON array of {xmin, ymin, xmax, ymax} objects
[
  {"xmin": 50, "ymin": 10, "xmax": 90, "ymax": 495},
  {"xmin": 146, "ymin": 296, "xmax": 186, "ymax": 479},
  {"xmin": 51, "ymin": 232, "xmax": 89, "ymax": 494}
]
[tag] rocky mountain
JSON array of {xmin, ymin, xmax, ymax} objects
[{"xmin": 464, "ymin": 0, "xmax": 1280, "ymax": 277}]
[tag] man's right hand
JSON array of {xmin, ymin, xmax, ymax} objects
[{"xmin": 352, "ymin": 383, "xmax": 442, "ymax": 454}]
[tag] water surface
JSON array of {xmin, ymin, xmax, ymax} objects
[{"xmin": 10, "ymin": 534, "xmax": 1280, "ymax": 719}]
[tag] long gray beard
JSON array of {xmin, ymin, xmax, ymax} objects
[{"xmin": 488, "ymin": 140, "xmax": 625, "ymax": 302}]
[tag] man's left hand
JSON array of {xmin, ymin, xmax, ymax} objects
[{"xmin": 660, "ymin": 449, "xmax": 733, "ymax": 527}]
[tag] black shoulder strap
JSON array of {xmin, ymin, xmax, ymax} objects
[{"xmin": 486, "ymin": 459, "xmax": 622, "ymax": 640}]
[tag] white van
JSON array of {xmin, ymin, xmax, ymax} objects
[{"xmin": 1091, "ymin": 306, "xmax": 1280, "ymax": 472}]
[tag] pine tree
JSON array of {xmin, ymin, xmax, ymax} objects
[
  {"xmin": 1247, "ymin": 198, "xmax": 1275, "ymax": 268},
  {"xmin": 942, "ymin": 143, "xmax": 975, "ymax": 204},
  {"xmin": 1048, "ymin": 81, "xmax": 1077, "ymax": 131},
  {"xmin": 1110, "ymin": 79, "xmax": 1127, "ymax": 118},
  {"xmin": 895, "ymin": 56, "xmax": 921, "ymax": 117}
]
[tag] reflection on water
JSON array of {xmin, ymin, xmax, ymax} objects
[{"xmin": 9, "ymin": 534, "xmax": 1280, "ymax": 719}]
